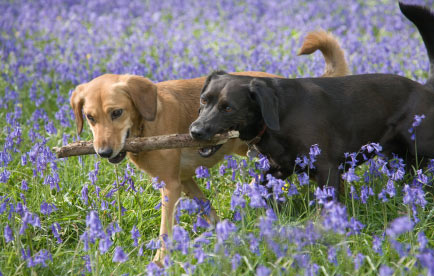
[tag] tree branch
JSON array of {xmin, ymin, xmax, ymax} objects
[{"xmin": 52, "ymin": 131, "xmax": 240, "ymax": 158}]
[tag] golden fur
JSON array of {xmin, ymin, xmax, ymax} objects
[{"xmin": 298, "ymin": 30, "xmax": 350, "ymax": 77}]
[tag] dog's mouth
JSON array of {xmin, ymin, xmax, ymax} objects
[
  {"xmin": 196, "ymin": 126, "xmax": 237, "ymax": 157},
  {"xmin": 198, "ymin": 144, "xmax": 223, "ymax": 158},
  {"xmin": 107, "ymin": 129, "xmax": 130, "ymax": 164},
  {"xmin": 108, "ymin": 151, "xmax": 127, "ymax": 164}
]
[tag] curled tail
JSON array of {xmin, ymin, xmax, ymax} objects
[
  {"xmin": 399, "ymin": 2, "xmax": 434, "ymax": 89},
  {"xmin": 298, "ymin": 30, "xmax": 350, "ymax": 77}
]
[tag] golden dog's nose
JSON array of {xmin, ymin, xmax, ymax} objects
[{"xmin": 98, "ymin": 148, "xmax": 113, "ymax": 158}]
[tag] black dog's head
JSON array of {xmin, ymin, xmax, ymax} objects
[{"xmin": 189, "ymin": 71, "xmax": 280, "ymax": 141}]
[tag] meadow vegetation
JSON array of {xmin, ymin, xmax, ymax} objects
[{"xmin": 0, "ymin": 0, "xmax": 433, "ymax": 275}]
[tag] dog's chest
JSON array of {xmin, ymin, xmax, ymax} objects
[
  {"xmin": 179, "ymin": 147, "xmax": 229, "ymax": 179},
  {"xmin": 180, "ymin": 149, "xmax": 213, "ymax": 174},
  {"xmin": 255, "ymin": 136, "xmax": 296, "ymax": 172}
]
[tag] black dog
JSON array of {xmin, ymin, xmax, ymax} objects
[
  {"xmin": 189, "ymin": 2, "xmax": 434, "ymax": 195},
  {"xmin": 190, "ymin": 72, "xmax": 434, "ymax": 193}
]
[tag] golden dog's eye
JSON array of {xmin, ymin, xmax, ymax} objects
[
  {"xmin": 200, "ymin": 98, "xmax": 207, "ymax": 105},
  {"xmin": 111, "ymin": 109, "xmax": 123, "ymax": 120},
  {"xmin": 86, "ymin": 114, "xmax": 95, "ymax": 123}
]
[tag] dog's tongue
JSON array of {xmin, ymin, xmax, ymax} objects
[{"xmin": 199, "ymin": 147, "xmax": 214, "ymax": 156}]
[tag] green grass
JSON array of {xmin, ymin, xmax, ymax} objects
[{"xmin": 1, "ymin": 131, "xmax": 434, "ymax": 275}]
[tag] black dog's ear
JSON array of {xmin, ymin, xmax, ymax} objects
[
  {"xmin": 249, "ymin": 78, "xmax": 280, "ymax": 131},
  {"xmin": 201, "ymin": 70, "xmax": 228, "ymax": 95}
]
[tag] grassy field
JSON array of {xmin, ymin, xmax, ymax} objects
[{"xmin": 1, "ymin": 0, "xmax": 434, "ymax": 275}]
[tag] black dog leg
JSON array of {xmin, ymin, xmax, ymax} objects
[{"xmin": 315, "ymin": 164, "xmax": 341, "ymax": 198}]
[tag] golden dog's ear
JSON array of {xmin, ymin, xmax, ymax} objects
[
  {"xmin": 70, "ymin": 83, "xmax": 87, "ymax": 134},
  {"xmin": 117, "ymin": 75, "xmax": 157, "ymax": 121}
]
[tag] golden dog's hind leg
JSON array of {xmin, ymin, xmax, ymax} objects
[{"xmin": 153, "ymin": 178, "xmax": 217, "ymax": 266}]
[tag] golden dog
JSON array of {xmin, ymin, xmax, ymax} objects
[{"xmin": 70, "ymin": 30, "xmax": 349, "ymax": 264}]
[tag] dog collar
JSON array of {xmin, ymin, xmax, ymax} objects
[
  {"xmin": 246, "ymin": 124, "xmax": 267, "ymax": 158},
  {"xmin": 248, "ymin": 124, "xmax": 267, "ymax": 145}
]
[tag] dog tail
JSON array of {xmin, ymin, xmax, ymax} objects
[
  {"xmin": 298, "ymin": 30, "xmax": 350, "ymax": 77},
  {"xmin": 399, "ymin": 2, "xmax": 434, "ymax": 89}
]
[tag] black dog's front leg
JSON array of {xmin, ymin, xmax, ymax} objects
[
  {"xmin": 315, "ymin": 162, "xmax": 341, "ymax": 197},
  {"xmin": 268, "ymin": 166, "xmax": 290, "ymax": 179},
  {"xmin": 256, "ymin": 164, "xmax": 287, "ymax": 185}
]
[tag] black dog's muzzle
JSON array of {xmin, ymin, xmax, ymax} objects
[{"xmin": 190, "ymin": 122, "xmax": 225, "ymax": 158}]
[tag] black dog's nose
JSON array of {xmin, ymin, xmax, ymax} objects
[
  {"xmin": 98, "ymin": 148, "xmax": 113, "ymax": 158},
  {"xmin": 190, "ymin": 126, "xmax": 206, "ymax": 140}
]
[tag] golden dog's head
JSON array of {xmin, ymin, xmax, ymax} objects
[{"xmin": 70, "ymin": 74, "xmax": 157, "ymax": 163}]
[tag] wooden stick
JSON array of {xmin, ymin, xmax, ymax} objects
[{"xmin": 52, "ymin": 131, "xmax": 240, "ymax": 158}]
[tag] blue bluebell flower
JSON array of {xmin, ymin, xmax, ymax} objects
[
  {"xmin": 257, "ymin": 155, "xmax": 270, "ymax": 171},
  {"xmin": 195, "ymin": 166, "xmax": 210, "ymax": 179},
  {"xmin": 354, "ymin": 253, "xmax": 365, "ymax": 270},
  {"xmin": 360, "ymin": 185, "xmax": 374, "ymax": 204},
  {"xmin": 193, "ymin": 216, "xmax": 210, "ymax": 231},
  {"xmin": 298, "ymin": 172, "xmax": 309, "ymax": 186},
  {"xmin": 81, "ymin": 185, "xmax": 89, "ymax": 205},
  {"xmin": 256, "ymin": 265, "xmax": 270, "ymax": 276},
  {"xmin": 151, "ymin": 177, "xmax": 166, "ymax": 190},
  {"xmin": 146, "ymin": 238, "xmax": 161, "ymax": 250},
  {"xmin": 131, "ymin": 225, "xmax": 140, "ymax": 247},
  {"xmin": 172, "ymin": 226, "xmax": 190, "ymax": 254},
  {"xmin": 51, "ymin": 223, "xmax": 62, "ymax": 244},
  {"xmin": 342, "ymin": 168, "xmax": 360, "ymax": 182},
  {"xmin": 361, "ymin": 143, "xmax": 382, "ymax": 154},
  {"xmin": 232, "ymin": 253, "xmax": 241, "ymax": 270},
  {"xmin": 417, "ymin": 231, "xmax": 428, "ymax": 250},
  {"xmin": 27, "ymin": 249, "xmax": 52, "ymax": 268},
  {"xmin": 379, "ymin": 265, "xmax": 394, "ymax": 276},
  {"xmin": 314, "ymin": 186, "xmax": 335, "ymax": 205},
  {"xmin": 112, "ymin": 246, "xmax": 128, "ymax": 263},
  {"xmin": 99, "ymin": 235, "xmax": 113, "ymax": 254},
  {"xmin": 4, "ymin": 224, "xmax": 13, "ymax": 243},
  {"xmin": 146, "ymin": 262, "xmax": 165, "ymax": 276},
  {"xmin": 216, "ymin": 220, "xmax": 237, "ymax": 243},
  {"xmin": 327, "ymin": 246, "xmax": 337, "ymax": 265},
  {"xmin": 248, "ymin": 233, "xmax": 260, "ymax": 255},
  {"xmin": 417, "ymin": 251, "xmax": 434, "ymax": 275},
  {"xmin": 322, "ymin": 201, "xmax": 348, "ymax": 234},
  {"xmin": 194, "ymin": 247, "xmax": 206, "ymax": 264},
  {"xmin": 386, "ymin": 217, "xmax": 414, "ymax": 238},
  {"xmin": 182, "ymin": 262, "xmax": 196, "ymax": 275}
]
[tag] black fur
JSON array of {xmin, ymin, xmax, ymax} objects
[
  {"xmin": 399, "ymin": 2, "xmax": 434, "ymax": 89},
  {"xmin": 249, "ymin": 78, "xmax": 280, "ymax": 131},
  {"xmin": 190, "ymin": 72, "xmax": 434, "ymax": 194}
]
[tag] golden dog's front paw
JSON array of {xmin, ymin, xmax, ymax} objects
[{"xmin": 152, "ymin": 248, "xmax": 166, "ymax": 267}]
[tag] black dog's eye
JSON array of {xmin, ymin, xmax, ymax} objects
[
  {"xmin": 200, "ymin": 98, "xmax": 207, "ymax": 105},
  {"xmin": 86, "ymin": 114, "xmax": 96, "ymax": 123},
  {"xmin": 111, "ymin": 109, "xmax": 123, "ymax": 120},
  {"xmin": 220, "ymin": 105, "xmax": 232, "ymax": 113}
]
